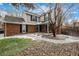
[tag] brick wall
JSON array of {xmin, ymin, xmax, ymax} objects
[
  {"xmin": 4, "ymin": 23, "xmax": 48, "ymax": 36},
  {"xmin": 5, "ymin": 23, "xmax": 20, "ymax": 36},
  {"xmin": 28, "ymin": 25, "xmax": 35, "ymax": 33},
  {"xmin": 40, "ymin": 25, "xmax": 46, "ymax": 32}
]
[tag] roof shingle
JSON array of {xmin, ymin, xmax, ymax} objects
[{"xmin": 4, "ymin": 15, "xmax": 25, "ymax": 23}]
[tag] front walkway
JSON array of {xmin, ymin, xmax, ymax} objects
[{"xmin": 0, "ymin": 33, "xmax": 79, "ymax": 44}]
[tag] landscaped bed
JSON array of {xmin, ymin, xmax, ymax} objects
[{"xmin": 0, "ymin": 38, "xmax": 79, "ymax": 56}]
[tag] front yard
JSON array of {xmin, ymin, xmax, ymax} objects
[
  {"xmin": 0, "ymin": 38, "xmax": 33, "ymax": 56},
  {"xmin": 0, "ymin": 37, "xmax": 79, "ymax": 56},
  {"xmin": 15, "ymin": 41, "xmax": 79, "ymax": 56}
]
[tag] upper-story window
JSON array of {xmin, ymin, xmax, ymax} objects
[
  {"xmin": 44, "ymin": 14, "xmax": 46, "ymax": 21},
  {"xmin": 45, "ymin": 13, "xmax": 48, "ymax": 21},
  {"xmin": 26, "ymin": 14, "xmax": 31, "ymax": 21},
  {"xmin": 31, "ymin": 15, "xmax": 37, "ymax": 21},
  {"xmin": 37, "ymin": 17, "xmax": 40, "ymax": 22},
  {"xmin": 40, "ymin": 15, "xmax": 44, "ymax": 22}
]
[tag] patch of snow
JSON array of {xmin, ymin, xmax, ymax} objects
[{"xmin": 0, "ymin": 33, "xmax": 79, "ymax": 44}]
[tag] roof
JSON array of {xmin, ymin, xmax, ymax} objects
[
  {"xmin": 4, "ymin": 15, "xmax": 25, "ymax": 23},
  {"xmin": 24, "ymin": 11, "xmax": 40, "ymax": 17}
]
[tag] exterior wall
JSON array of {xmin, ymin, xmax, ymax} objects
[
  {"xmin": 4, "ymin": 23, "xmax": 42, "ymax": 36},
  {"xmin": 25, "ymin": 14, "xmax": 31, "ymax": 22},
  {"xmin": 0, "ymin": 23, "xmax": 2, "ymax": 29},
  {"xmin": 74, "ymin": 22, "xmax": 79, "ymax": 27},
  {"xmin": 4, "ymin": 23, "xmax": 49, "ymax": 36},
  {"xmin": 27, "ymin": 25, "xmax": 35, "ymax": 33},
  {"xmin": 5, "ymin": 23, "xmax": 20, "ymax": 36},
  {"xmin": 40, "ymin": 25, "xmax": 47, "ymax": 32},
  {"xmin": 4, "ymin": 23, "xmax": 62, "ymax": 37}
]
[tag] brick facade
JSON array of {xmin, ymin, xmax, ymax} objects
[
  {"xmin": 27, "ymin": 25, "xmax": 35, "ymax": 33},
  {"xmin": 4, "ymin": 23, "xmax": 20, "ymax": 36},
  {"xmin": 40, "ymin": 25, "xmax": 47, "ymax": 32},
  {"xmin": 4, "ymin": 23, "xmax": 48, "ymax": 36}
]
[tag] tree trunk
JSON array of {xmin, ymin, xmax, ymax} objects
[
  {"xmin": 53, "ymin": 30, "xmax": 56, "ymax": 37},
  {"xmin": 52, "ymin": 25, "xmax": 56, "ymax": 37},
  {"xmin": 56, "ymin": 27, "xmax": 61, "ymax": 34}
]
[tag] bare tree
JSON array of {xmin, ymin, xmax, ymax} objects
[
  {"xmin": 11, "ymin": 3, "xmax": 35, "ymax": 10},
  {"xmin": 47, "ymin": 3, "xmax": 75, "ymax": 37},
  {"xmin": 11, "ymin": 3, "xmax": 75, "ymax": 37},
  {"xmin": 34, "ymin": 3, "xmax": 74, "ymax": 37},
  {"xmin": 11, "ymin": 3, "xmax": 35, "ymax": 16}
]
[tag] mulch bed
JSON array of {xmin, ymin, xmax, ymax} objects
[{"xmin": 13, "ymin": 41, "xmax": 79, "ymax": 56}]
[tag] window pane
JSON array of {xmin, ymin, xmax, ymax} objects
[{"xmin": 31, "ymin": 16, "xmax": 37, "ymax": 21}]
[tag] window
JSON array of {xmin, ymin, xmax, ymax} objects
[
  {"xmin": 30, "ymin": 15, "xmax": 37, "ymax": 21},
  {"xmin": 45, "ymin": 13, "xmax": 48, "ymax": 21},
  {"xmin": 37, "ymin": 17, "xmax": 40, "ymax": 22},
  {"xmin": 26, "ymin": 14, "xmax": 31, "ymax": 21},
  {"xmin": 44, "ymin": 14, "xmax": 45, "ymax": 21},
  {"xmin": 30, "ymin": 15, "xmax": 32, "ymax": 21},
  {"xmin": 40, "ymin": 15, "xmax": 44, "ymax": 22},
  {"xmin": 32, "ymin": 16, "xmax": 37, "ymax": 21}
]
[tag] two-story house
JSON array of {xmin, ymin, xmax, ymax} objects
[{"xmin": 0, "ymin": 11, "xmax": 50, "ymax": 36}]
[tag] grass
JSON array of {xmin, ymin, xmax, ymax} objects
[
  {"xmin": 0, "ymin": 38, "xmax": 79, "ymax": 56},
  {"xmin": 0, "ymin": 38, "xmax": 33, "ymax": 56}
]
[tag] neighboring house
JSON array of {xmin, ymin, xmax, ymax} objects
[
  {"xmin": 73, "ymin": 21, "xmax": 79, "ymax": 27},
  {"xmin": 73, "ymin": 20, "xmax": 79, "ymax": 32},
  {"xmin": 61, "ymin": 20, "xmax": 79, "ymax": 36}
]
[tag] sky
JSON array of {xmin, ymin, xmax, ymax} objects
[
  {"xmin": 0, "ymin": 3, "xmax": 49, "ymax": 13},
  {"xmin": 0, "ymin": 3, "xmax": 79, "ymax": 14},
  {"xmin": 0, "ymin": 3, "xmax": 79, "ymax": 22}
]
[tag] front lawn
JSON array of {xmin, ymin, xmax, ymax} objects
[
  {"xmin": 0, "ymin": 38, "xmax": 79, "ymax": 56},
  {"xmin": 0, "ymin": 38, "xmax": 33, "ymax": 56}
]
